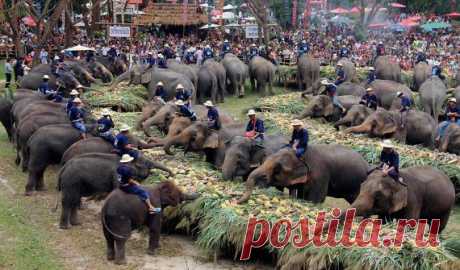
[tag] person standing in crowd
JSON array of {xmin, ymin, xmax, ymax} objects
[
  {"xmin": 185, "ymin": 49, "xmax": 195, "ymax": 64},
  {"xmin": 14, "ymin": 57, "xmax": 24, "ymax": 82},
  {"xmin": 39, "ymin": 48, "xmax": 48, "ymax": 64},
  {"xmin": 85, "ymin": 49, "xmax": 94, "ymax": 63},
  {"xmin": 157, "ymin": 54, "xmax": 167, "ymax": 69},
  {"xmin": 376, "ymin": 41, "xmax": 385, "ymax": 57},
  {"xmin": 4, "ymin": 58, "xmax": 13, "ymax": 89},
  {"xmin": 221, "ymin": 40, "xmax": 231, "ymax": 58},
  {"xmin": 431, "ymin": 61, "xmax": 445, "ymax": 80},
  {"xmin": 288, "ymin": 119, "xmax": 309, "ymax": 160},
  {"xmin": 204, "ymin": 100, "xmax": 220, "ymax": 130},
  {"xmin": 245, "ymin": 109, "xmax": 264, "ymax": 142},
  {"xmin": 297, "ymin": 40, "xmax": 309, "ymax": 57},
  {"xmin": 107, "ymin": 45, "xmax": 117, "ymax": 62},
  {"xmin": 195, "ymin": 46, "xmax": 203, "ymax": 66},
  {"xmin": 397, "ymin": 91, "xmax": 411, "ymax": 128},
  {"xmin": 147, "ymin": 52, "xmax": 155, "ymax": 68},
  {"xmin": 203, "ymin": 45, "xmax": 214, "ymax": 64},
  {"xmin": 415, "ymin": 49, "xmax": 427, "ymax": 64},
  {"xmin": 360, "ymin": 87, "xmax": 378, "ymax": 110},
  {"xmin": 163, "ymin": 44, "xmax": 175, "ymax": 59},
  {"xmin": 249, "ymin": 44, "xmax": 259, "ymax": 60},
  {"xmin": 339, "ymin": 46, "xmax": 349, "ymax": 58}
]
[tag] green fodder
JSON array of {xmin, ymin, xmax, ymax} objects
[{"xmin": 83, "ymin": 85, "xmax": 148, "ymax": 112}]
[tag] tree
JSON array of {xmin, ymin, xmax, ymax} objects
[
  {"xmin": 0, "ymin": 0, "xmax": 29, "ymax": 56},
  {"xmin": 245, "ymin": 0, "xmax": 270, "ymax": 48}
]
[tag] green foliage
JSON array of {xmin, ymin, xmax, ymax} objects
[{"xmin": 406, "ymin": 0, "xmax": 460, "ymax": 14}]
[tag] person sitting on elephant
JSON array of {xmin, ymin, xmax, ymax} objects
[
  {"xmin": 174, "ymin": 84, "xmax": 192, "ymax": 108},
  {"xmin": 117, "ymin": 154, "xmax": 158, "ymax": 214},
  {"xmin": 154, "ymin": 81, "xmax": 167, "ymax": 104},
  {"xmin": 376, "ymin": 41, "xmax": 385, "ymax": 57},
  {"xmin": 97, "ymin": 109, "xmax": 115, "ymax": 144},
  {"xmin": 339, "ymin": 46, "xmax": 350, "ymax": 58},
  {"xmin": 146, "ymin": 52, "xmax": 155, "ymax": 68},
  {"xmin": 107, "ymin": 45, "xmax": 118, "ymax": 62},
  {"xmin": 203, "ymin": 45, "xmax": 214, "ymax": 64},
  {"xmin": 249, "ymin": 44, "xmax": 259, "ymax": 60},
  {"xmin": 360, "ymin": 87, "xmax": 378, "ymax": 110},
  {"xmin": 85, "ymin": 50, "xmax": 94, "ymax": 63},
  {"xmin": 297, "ymin": 40, "xmax": 309, "ymax": 58},
  {"xmin": 288, "ymin": 119, "xmax": 309, "ymax": 159},
  {"xmin": 66, "ymin": 89, "xmax": 80, "ymax": 113},
  {"xmin": 68, "ymin": 98, "xmax": 87, "ymax": 140},
  {"xmin": 322, "ymin": 80, "xmax": 346, "ymax": 113},
  {"xmin": 185, "ymin": 49, "xmax": 195, "ymax": 64},
  {"xmin": 431, "ymin": 62, "xmax": 445, "ymax": 80},
  {"xmin": 436, "ymin": 98, "xmax": 459, "ymax": 142},
  {"xmin": 397, "ymin": 91, "xmax": 411, "ymax": 128},
  {"xmin": 204, "ymin": 100, "xmax": 220, "ymax": 130},
  {"xmin": 366, "ymin": 67, "xmax": 377, "ymax": 85},
  {"xmin": 115, "ymin": 124, "xmax": 139, "ymax": 159},
  {"xmin": 415, "ymin": 49, "xmax": 427, "ymax": 64},
  {"xmin": 245, "ymin": 109, "xmax": 264, "ymax": 142},
  {"xmin": 334, "ymin": 63, "xmax": 346, "ymax": 86},
  {"xmin": 157, "ymin": 54, "xmax": 167, "ymax": 69},
  {"xmin": 175, "ymin": 100, "xmax": 197, "ymax": 121},
  {"xmin": 378, "ymin": 140, "xmax": 406, "ymax": 186},
  {"xmin": 221, "ymin": 40, "xmax": 231, "ymax": 58},
  {"xmin": 163, "ymin": 44, "xmax": 175, "ymax": 59},
  {"xmin": 37, "ymin": 75, "xmax": 56, "ymax": 98}
]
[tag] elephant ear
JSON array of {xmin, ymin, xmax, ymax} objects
[
  {"xmin": 389, "ymin": 184, "xmax": 408, "ymax": 214},
  {"xmin": 203, "ymin": 132, "xmax": 219, "ymax": 149},
  {"xmin": 141, "ymin": 71, "xmax": 152, "ymax": 84}
]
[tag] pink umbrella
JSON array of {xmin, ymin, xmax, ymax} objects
[
  {"xmin": 400, "ymin": 19, "xmax": 419, "ymax": 27},
  {"xmin": 349, "ymin": 7, "xmax": 361, "ymax": 14},
  {"xmin": 390, "ymin": 3, "xmax": 406, "ymax": 8},
  {"xmin": 330, "ymin": 7, "xmax": 350, "ymax": 14},
  {"xmin": 406, "ymin": 15, "xmax": 421, "ymax": 21},
  {"xmin": 446, "ymin": 12, "xmax": 460, "ymax": 18},
  {"xmin": 22, "ymin": 16, "xmax": 36, "ymax": 27}
]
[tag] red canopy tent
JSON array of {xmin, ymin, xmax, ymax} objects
[
  {"xmin": 330, "ymin": 8, "xmax": 350, "ymax": 14},
  {"xmin": 406, "ymin": 15, "xmax": 421, "ymax": 21},
  {"xmin": 446, "ymin": 12, "xmax": 460, "ymax": 18},
  {"xmin": 127, "ymin": 0, "xmax": 143, "ymax": 4},
  {"xmin": 22, "ymin": 16, "xmax": 37, "ymax": 27},
  {"xmin": 390, "ymin": 3, "xmax": 406, "ymax": 8},
  {"xmin": 349, "ymin": 7, "xmax": 361, "ymax": 14},
  {"xmin": 400, "ymin": 19, "xmax": 419, "ymax": 27}
]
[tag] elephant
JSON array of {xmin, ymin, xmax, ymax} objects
[
  {"xmin": 13, "ymin": 99, "xmax": 66, "ymax": 127},
  {"xmin": 63, "ymin": 61, "xmax": 99, "ymax": 86},
  {"xmin": 249, "ymin": 56, "xmax": 276, "ymax": 96},
  {"xmin": 419, "ymin": 76, "xmax": 447, "ymax": 124},
  {"xmin": 136, "ymin": 99, "xmax": 165, "ymax": 131},
  {"xmin": 58, "ymin": 152, "xmax": 173, "ymax": 229},
  {"xmin": 139, "ymin": 68, "xmax": 196, "ymax": 102},
  {"xmin": 237, "ymin": 145, "xmax": 369, "ymax": 204},
  {"xmin": 337, "ymin": 167, "xmax": 454, "ymax": 232},
  {"xmin": 163, "ymin": 122, "xmax": 245, "ymax": 167},
  {"xmin": 334, "ymin": 104, "xmax": 373, "ymax": 130},
  {"xmin": 19, "ymin": 71, "xmax": 85, "ymax": 96},
  {"xmin": 24, "ymin": 123, "xmax": 98, "ymax": 195},
  {"xmin": 297, "ymin": 95, "xmax": 360, "ymax": 121},
  {"xmin": 203, "ymin": 59, "xmax": 226, "ymax": 97},
  {"xmin": 221, "ymin": 53, "xmax": 248, "ymax": 97},
  {"xmin": 439, "ymin": 124, "xmax": 460, "ymax": 155},
  {"xmin": 345, "ymin": 108, "xmax": 436, "ymax": 148},
  {"xmin": 84, "ymin": 61, "xmax": 114, "ymax": 83},
  {"xmin": 297, "ymin": 54, "xmax": 320, "ymax": 91},
  {"xmin": 95, "ymin": 55, "xmax": 128, "ymax": 76},
  {"xmin": 110, "ymin": 64, "xmax": 150, "ymax": 87},
  {"xmin": 337, "ymin": 58, "xmax": 358, "ymax": 83},
  {"xmin": 102, "ymin": 181, "xmax": 198, "ymax": 265},
  {"xmin": 368, "ymin": 80, "xmax": 413, "ymax": 109},
  {"xmin": 302, "ymin": 80, "xmax": 365, "ymax": 97},
  {"xmin": 0, "ymin": 98, "xmax": 13, "ymax": 141},
  {"xmin": 166, "ymin": 59, "xmax": 198, "ymax": 87},
  {"xmin": 196, "ymin": 65, "xmax": 221, "ymax": 104},
  {"xmin": 374, "ymin": 56, "xmax": 402, "ymax": 82},
  {"xmin": 413, "ymin": 62, "xmax": 432, "ymax": 91},
  {"xmin": 221, "ymin": 135, "xmax": 288, "ymax": 180},
  {"xmin": 13, "ymin": 88, "xmax": 46, "ymax": 102}
]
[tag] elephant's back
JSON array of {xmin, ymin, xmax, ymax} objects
[
  {"xmin": 62, "ymin": 137, "xmax": 113, "ymax": 164},
  {"xmin": 309, "ymin": 144, "xmax": 368, "ymax": 170}
]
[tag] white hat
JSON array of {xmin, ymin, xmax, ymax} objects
[
  {"xmin": 224, "ymin": 39, "xmax": 229, "ymax": 43},
  {"xmin": 381, "ymin": 140, "xmax": 394, "ymax": 149},
  {"xmin": 165, "ymin": 44, "xmax": 170, "ymax": 47},
  {"xmin": 120, "ymin": 154, "xmax": 134, "ymax": 163},
  {"xmin": 176, "ymin": 84, "xmax": 184, "ymax": 90},
  {"xmin": 396, "ymin": 91, "xmax": 403, "ymax": 97},
  {"xmin": 379, "ymin": 41, "xmax": 383, "ymax": 45},
  {"xmin": 76, "ymin": 84, "xmax": 84, "ymax": 89},
  {"xmin": 120, "ymin": 124, "xmax": 131, "ymax": 132},
  {"xmin": 157, "ymin": 81, "xmax": 164, "ymax": 86},
  {"xmin": 101, "ymin": 108, "xmax": 112, "ymax": 116},
  {"xmin": 368, "ymin": 67, "xmax": 375, "ymax": 71},
  {"xmin": 247, "ymin": 109, "xmax": 256, "ymax": 116},
  {"xmin": 291, "ymin": 119, "xmax": 303, "ymax": 126},
  {"xmin": 204, "ymin": 100, "xmax": 214, "ymax": 107},
  {"xmin": 337, "ymin": 62, "xmax": 343, "ymax": 66},
  {"xmin": 158, "ymin": 54, "xmax": 164, "ymax": 58},
  {"xmin": 148, "ymin": 52, "xmax": 153, "ymax": 55},
  {"xmin": 70, "ymin": 90, "xmax": 79, "ymax": 96},
  {"xmin": 321, "ymin": 79, "xmax": 330, "ymax": 85},
  {"xmin": 449, "ymin": 98, "xmax": 457, "ymax": 103},
  {"xmin": 175, "ymin": 100, "xmax": 185, "ymax": 106},
  {"xmin": 72, "ymin": 97, "xmax": 82, "ymax": 103},
  {"xmin": 366, "ymin": 87, "xmax": 373, "ymax": 92},
  {"xmin": 205, "ymin": 45, "xmax": 210, "ymax": 49},
  {"xmin": 43, "ymin": 75, "xmax": 49, "ymax": 79},
  {"xmin": 251, "ymin": 43, "xmax": 256, "ymax": 47}
]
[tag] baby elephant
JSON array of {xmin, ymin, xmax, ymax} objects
[{"xmin": 101, "ymin": 181, "xmax": 199, "ymax": 265}]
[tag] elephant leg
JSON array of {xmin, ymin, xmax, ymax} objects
[
  {"xmin": 268, "ymin": 82, "xmax": 274, "ymax": 95},
  {"xmin": 59, "ymin": 206, "xmax": 71, "ymax": 229},
  {"xmin": 114, "ymin": 240, "xmax": 127, "ymax": 265},
  {"xmin": 211, "ymin": 87, "xmax": 217, "ymax": 105},
  {"xmin": 25, "ymin": 170, "xmax": 39, "ymax": 195},
  {"xmin": 70, "ymin": 207, "xmax": 81, "ymax": 226},
  {"xmin": 35, "ymin": 170, "xmax": 46, "ymax": 191},
  {"xmin": 15, "ymin": 149, "xmax": 21, "ymax": 166},
  {"xmin": 250, "ymin": 77, "xmax": 256, "ymax": 93},
  {"xmin": 305, "ymin": 176, "xmax": 329, "ymax": 203},
  {"xmin": 239, "ymin": 82, "xmax": 245, "ymax": 97},
  {"xmin": 437, "ymin": 211, "xmax": 451, "ymax": 232},
  {"xmin": 103, "ymin": 223, "xmax": 115, "ymax": 260},
  {"xmin": 147, "ymin": 214, "xmax": 161, "ymax": 255}
]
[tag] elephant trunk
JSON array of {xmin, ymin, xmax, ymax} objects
[
  {"xmin": 344, "ymin": 120, "xmax": 372, "ymax": 134},
  {"xmin": 110, "ymin": 70, "xmax": 130, "ymax": 89},
  {"xmin": 237, "ymin": 167, "xmax": 266, "ymax": 204},
  {"xmin": 142, "ymin": 116, "xmax": 164, "ymax": 136},
  {"xmin": 148, "ymin": 160, "xmax": 174, "ymax": 177},
  {"xmin": 163, "ymin": 135, "xmax": 187, "ymax": 155},
  {"xmin": 221, "ymin": 159, "xmax": 235, "ymax": 180},
  {"xmin": 183, "ymin": 192, "xmax": 200, "ymax": 201},
  {"xmin": 297, "ymin": 106, "xmax": 313, "ymax": 120}
]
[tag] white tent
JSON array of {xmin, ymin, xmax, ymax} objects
[
  {"xmin": 222, "ymin": 12, "xmax": 235, "ymax": 20},
  {"xmin": 225, "ymin": 23, "xmax": 241, "ymax": 27},
  {"xmin": 200, "ymin": 24, "xmax": 220, "ymax": 29},
  {"xmin": 223, "ymin": 4, "xmax": 235, "ymax": 10},
  {"xmin": 63, "ymin": 45, "xmax": 95, "ymax": 52}
]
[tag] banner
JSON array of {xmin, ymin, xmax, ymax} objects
[
  {"xmin": 292, "ymin": 0, "xmax": 297, "ymax": 27},
  {"xmin": 109, "ymin": 26, "xmax": 131, "ymax": 37},
  {"xmin": 245, "ymin": 25, "xmax": 259, "ymax": 39}
]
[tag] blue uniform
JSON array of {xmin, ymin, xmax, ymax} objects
[
  {"xmin": 158, "ymin": 58, "xmax": 167, "ymax": 69},
  {"xmin": 438, "ymin": 106, "xmax": 460, "ymax": 139},
  {"xmin": 335, "ymin": 68, "xmax": 346, "ymax": 85},
  {"xmin": 107, "ymin": 48, "xmax": 117, "ymax": 60},
  {"xmin": 178, "ymin": 105, "xmax": 197, "ymax": 121},
  {"xmin": 97, "ymin": 116, "xmax": 115, "ymax": 144},
  {"xmin": 147, "ymin": 56, "xmax": 155, "ymax": 67},
  {"xmin": 38, "ymin": 82, "xmax": 51, "ymax": 95},
  {"xmin": 185, "ymin": 52, "xmax": 194, "ymax": 63},
  {"xmin": 175, "ymin": 90, "xmax": 191, "ymax": 102},
  {"xmin": 207, "ymin": 107, "xmax": 220, "ymax": 130},
  {"xmin": 298, "ymin": 43, "xmax": 309, "ymax": 56},
  {"xmin": 339, "ymin": 47, "xmax": 349, "ymax": 58},
  {"xmin": 249, "ymin": 48, "xmax": 259, "ymax": 60},
  {"xmin": 367, "ymin": 71, "xmax": 376, "ymax": 85},
  {"xmin": 415, "ymin": 52, "xmax": 426, "ymax": 64},
  {"xmin": 222, "ymin": 43, "xmax": 231, "ymax": 54},
  {"xmin": 163, "ymin": 47, "xmax": 175, "ymax": 59},
  {"xmin": 68, "ymin": 106, "xmax": 86, "ymax": 134},
  {"xmin": 246, "ymin": 118, "xmax": 264, "ymax": 140},
  {"xmin": 117, "ymin": 165, "xmax": 150, "ymax": 202},
  {"xmin": 66, "ymin": 97, "xmax": 75, "ymax": 113},
  {"xmin": 432, "ymin": 66, "xmax": 443, "ymax": 78},
  {"xmin": 325, "ymin": 84, "xmax": 337, "ymax": 96},
  {"xmin": 376, "ymin": 44, "xmax": 385, "ymax": 56},
  {"xmin": 400, "ymin": 96, "xmax": 411, "ymax": 112},
  {"xmin": 115, "ymin": 133, "xmax": 139, "ymax": 158},
  {"xmin": 360, "ymin": 93, "xmax": 378, "ymax": 110},
  {"xmin": 203, "ymin": 48, "xmax": 214, "ymax": 63},
  {"xmin": 155, "ymin": 86, "xmax": 167, "ymax": 100},
  {"xmin": 289, "ymin": 128, "xmax": 309, "ymax": 158},
  {"xmin": 379, "ymin": 150, "xmax": 400, "ymax": 181}
]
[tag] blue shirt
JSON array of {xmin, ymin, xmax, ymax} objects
[
  {"xmin": 147, "ymin": 56, "xmax": 156, "ymax": 66},
  {"xmin": 380, "ymin": 150, "xmax": 399, "ymax": 172},
  {"xmin": 445, "ymin": 106, "xmax": 459, "ymax": 121},
  {"xmin": 163, "ymin": 48, "xmax": 175, "ymax": 59},
  {"xmin": 204, "ymin": 48, "xmax": 214, "ymax": 59},
  {"xmin": 207, "ymin": 107, "xmax": 220, "ymax": 129},
  {"xmin": 155, "ymin": 86, "xmax": 167, "ymax": 99},
  {"xmin": 298, "ymin": 43, "xmax": 309, "ymax": 55},
  {"xmin": 360, "ymin": 93, "xmax": 378, "ymax": 109},
  {"xmin": 336, "ymin": 68, "xmax": 346, "ymax": 81},
  {"xmin": 66, "ymin": 97, "xmax": 75, "ymax": 113},
  {"xmin": 339, "ymin": 47, "xmax": 349, "ymax": 58},
  {"xmin": 185, "ymin": 52, "xmax": 194, "ymax": 63},
  {"xmin": 158, "ymin": 58, "xmax": 167, "ymax": 69},
  {"xmin": 290, "ymin": 128, "xmax": 309, "ymax": 149},
  {"xmin": 325, "ymin": 84, "xmax": 337, "ymax": 96},
  {"xmin": 415, "ymin": 52, "xmax": 426, "ymax": 63},
  {"xmin": 249, "ymin": 48, "xmax": 259, "ymax": 58},
  {"xmin": 115, "ymin": 133, "xmax": 129, "ymax": 150},
  {"xmin": 222, "ymin": 43, "xmax": 231, "ymax": 53},
  {"xmin": 432, "ymin": 66, "xmax": 442, "ymax": 77},
  {"xmin": 107, "ymin": 48, "xmax": 117, "ymax": 58},
  {"xmin": 97, "ymin": 116, "xmax": 114, "ymax": 133},
  {"xmin": 38, "ymin": 82, "xmax": 51, "ymax": 95},
  {"xmin": 117, "ymin": 165, "xmax": 133, "ymax": 186},
  {"xmin": 246, "ymin": 118, "xmax": 264, "ymax": 139},
  {"xmin": 367, "ymin": 71, "xmax": 376, "ymax": 84},
  {"xmin": 68, "ymin": 106, "xmax": 84, "ymax": 122},
  {"xmin": 175, "ymin": 90, "xmax": 191, "ymax": 101},
  {"xmin": 400, "ymin": 96, "xmax": 411, "ymax": 111},
  {"xmin": 178, "ymin": 105, "xmax": 195, "ymax": 119}
]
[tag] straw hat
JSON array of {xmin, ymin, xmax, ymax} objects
[
  {"xmin": 396, "ymin": 91, "xmax": 403, "ymax": 97},
  {"xmin": 321, "ymin": 79, "xmax": 330, "ymax": 85},
  {"xmin": 43, "ymin": 75, "xmax": 49, "ymax": 79},
  {"xmin": 120, "ymin": 154, "xmax": 134, "ymax": 163},
  {"xmin": 291, "ymin": 119, "xmax": 303, "ymax": 126},
  {"xmin": 368, "ymin": 67, "xmax": 375, "ymax": 71},
  {"xmin": 366, "ymin": 87, "xmax": 373, "ymax": 92},
  {"xmin": 381, "ymin": 140, "xmax": 394, "ymax": 149},
  {"xmin": 101, "ymin": 108, "xmax": 112, "ymax": 116},
  {"xmin": 157, "ymin": 81, "xmax": 164, "ymax": 86},
  {"xmin": 70, "ymin": 90, "xmax": 79, "ymax": 96},
  {"xmin": 176, "ymin": 84, "xmax": 184, "ymax": 90},
  {"xmin": 120, "ymin": 124, "xmax": 131, "ymax": 132},
  {"xmin": 337, "ymin": 62, "xmax": 343, "ymax": 66},
  {"xmin": 247, "ymin": 109, "xmax": 256, "ymax": 116},
  {"xmin": 76, "ymin": 84, "xmax": 84, "ymax": 89},
  {"xmin": 72, "ymin": 98, "xmax": 82, "ymax": 103},
  {"xmin": 204, "ymin": 100, "xmax": 214, "ymax": 107},
  {"xmin": 175, "ymin": 100, "xmax": 185, "ymax": 106},
  {"xmin": 448, "ymin": 98, "xmax": 457, "ymax": 103}
]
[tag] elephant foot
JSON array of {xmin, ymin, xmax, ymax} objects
[
  {"xmin": 35, "ymin": 186, "xmax": 48, "ymax": 192},
  {"xmin": 146, "ymin": 248, "xmax": 156, "ymax": 256},
  {"xmin": 238, "ymin": 94, "xmax": 244, "ymax": 98},
  {"xmin": 59, "ymin": 223, "xmax": 70, "ymax": 230},
  {"xmin": 15, "ymin": 157, "xmax": 20, "ymax": 166},
  {"xmin": 24, "ymin": 190, "xmax": 34, "ymax": 196},
  {"xmin": 107, "ymin": 251, "xmax": 115, "ymax": 261},
  {"xmin": 114, "ymin": 258, "xmax": 127, "ymax": 265},
  {"xmin": 70, "ymin": 219, "xmax": 81, "ymax": 226}
]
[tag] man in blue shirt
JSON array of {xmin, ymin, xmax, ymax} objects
[
  {"xmin": 339, "ymin": 46, "xmax": 349, "ymax": 58},
  {"xmin": 107, "ymin": 45, "xmax": 117, "ymax": 62},
  {"xmin": 157, "ymin": 54, "xmax": 167, "ymax": 69},
  {"xmin": 203, "ymin": 45, "xmax": 214, "ymax": 64},
  {"xmin": 245, "ymin": 109, "xmax": 264, "ymax": 142},
  {"xmin": 154, "ymin": 81, "xmax": 167, "ymax": 104},
  {"xmin": 334, "ymin": 62, "xmax": 346, "ymax": 86},
  {"xmin": 321, "ymin": 80, "xmax": 346, "ymax": 113},
  {"xmin": 175, "ymin": 84, "xmax": 191, "ymax": 108},
  {"xmin": 68, "ymin": 98, "xmax": 87, "ymax": 140},
  {"xmin": 288, "ymin": 119, "xmax": 309, "ymax": 159},
  {"xmin": 397, "ymin": 91, "xmax": 411, "ymax": 128},
  {"xmin": 163, "ymin": 44, "xmax": 175, "ymax": 59},
  {"xmin": 97, "ymin": 108, "xmax": 115, "ymax": 144},
  {"xmin": 204, "ymin": 100, "xmax": 220, "ymax": 130},
  {"xmin": 185, "ymin": 49, "xmax": 195, "ymax": 64},
  {"xmin": 66, "ymin": 89, "xmax": 80, "ymax": 113},
  {"xmin": 436, "ymin": 98, "xmax": 459, "ymax": 142},
  {"xmin": 221, "ymin": 40, "xmax": 231, "ymax": 58},
  {"xmin": 249, "ymin": 44, "xmax": 259, "ymax": 60},
  {"xmin": 366, "ymin": 67, "xmax": 376, "ymax": 85},
  {"xmin": 117, "ymin": 154, "xmax": 157, "ymax": 214},
  {"xmin": 376, "ymin": 41, "xmax": 385, "ymax": 57},
  {"xmin": 360, "ymin": 87, "xmax": 378, "ymax": 110},
  {"xmin": 297, "ymin": 40, "xmax": 309, "ymax": 58},
  {"xmin": 378, "ymin": 140, "xmax": 406, "ymax": 186},
  {"xmin": 146, "ymin": 52, "xmax": 155, "ymax": 68},
  {"xmin": 431, "ymin": 61, "xmax": 445, "ymax": 80},
  {"xmin": 115, "ymin": 124, "xmax": 139, "ymax": 159},
  {"xmin": 415, "ymin": 49, "xmax": 427, "ymax": 64},
  {"xmin": 38, "ymin": 74, "xmax": 59, "ymax": 100},
  {"xmin": 175, "ymin": 100, "xmax": 197, "ymax": 121}
]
